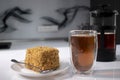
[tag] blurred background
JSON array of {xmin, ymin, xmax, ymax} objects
[
  {"xmin": 0, "ymin": 0, "xmax": 89, "ymax": 40},
  {"xmin": 0, "ymin": 0, "xmax": 119, "ymax": 43}
]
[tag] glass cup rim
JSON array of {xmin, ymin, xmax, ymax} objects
[
  {"xmin": 70, "ymin": 30, "xmax": 97, "ymax": 33},
  {"xmin": 70, "ymin": 30, "xmax": 97, "ymax": 36}
]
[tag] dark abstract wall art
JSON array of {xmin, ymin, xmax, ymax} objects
[
  {"xmin": 0, "ymin": 0, "xmax": 90, "ymax": 40},
  {"xmin": 0, "ymin": 6, "xmax": 32, "ymax": 33},
  {"xmin": 41, "ymin": 5, "xmax": 90, "ymax": 30}
]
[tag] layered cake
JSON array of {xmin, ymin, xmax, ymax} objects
[{"xmin": 25, "ymin": 46, "xmax": 59, "ymax": 72}]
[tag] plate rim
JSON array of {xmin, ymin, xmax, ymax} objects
[{"xmin": 11, "ymin": 61, "xmax": 69, "ymax": 77}]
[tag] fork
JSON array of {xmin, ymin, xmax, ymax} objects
[{"xmin": 11, "ymin": 59, "xmax": 55, "ymax": 74}]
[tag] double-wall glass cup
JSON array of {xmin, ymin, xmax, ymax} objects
[{"xmin": 69, "ymin": 30, "xmax": 98, "ymax": 75}]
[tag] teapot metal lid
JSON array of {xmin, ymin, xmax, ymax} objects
[{"xmin": 90, "ymin": 4, "xmax": 118, "ymax": 17}]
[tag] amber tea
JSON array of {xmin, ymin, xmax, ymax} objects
[{"xmin": 69, "ymin": 30, "xmax": 97, "ymax": 74}]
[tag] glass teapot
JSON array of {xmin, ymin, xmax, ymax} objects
[{"xmin": 90, "ymin": 4, "xmax": 119, "ymax": 61}]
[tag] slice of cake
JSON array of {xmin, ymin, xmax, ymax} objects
[{"xmin": 25, "ymin": 46, "xmax": 59, "ymax": 72}]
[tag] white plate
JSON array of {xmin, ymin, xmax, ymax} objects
[{"xmin": 11, "ymin": 61, "xmax": 69, "ymax": 77}]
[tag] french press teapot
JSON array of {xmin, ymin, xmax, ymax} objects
[{"xmin": 90, "ymin": 4, "xmax": 118, "ymax": 61}]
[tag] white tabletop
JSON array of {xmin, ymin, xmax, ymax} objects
[{"xmin": 0, "ymin": 40, "xmax": 120, "ymax": 80}]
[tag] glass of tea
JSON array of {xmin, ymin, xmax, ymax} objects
[{"xmin": 69, "ymin": 30, "xmax": 98, "ymax": 75}]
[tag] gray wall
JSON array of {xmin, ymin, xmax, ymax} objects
[{"xmin": 0, "ymin": 0, "xmax": 90, "ymax": 40}]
